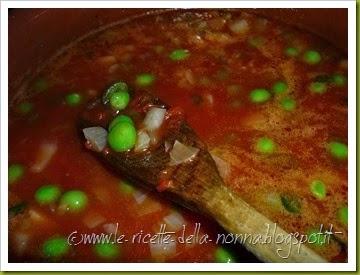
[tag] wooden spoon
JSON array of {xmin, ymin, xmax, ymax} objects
[{"xmin": 80, "ymin": 90, "xmax": 326, "ymax": 263}]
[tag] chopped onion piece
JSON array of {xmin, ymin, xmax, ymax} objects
[
  {"xmin": 108, "ymin": 63, "xmax": 120, "ymax": 74},
  {"xmin": 149, "ymin": 236, "xmax": 176, "ymax": 259},
  {"xmin": 149, "ymin": 131, "xmax": 160, "ymax": 146},
  {"xmin": 83, "ymin": 127, "xmax": 108, "ymax": 152},
  {"xmin": 210, "ymin": 153, "xmax": 231, "ymax": 181},
  {"xmin": 135, "ymin": 130, "xmax": 151, "ymax": 152},
  {"xmin": 143, "ymin": 107, "xmax": 166, "ymax": 131},
  {"xmin": 90, "ymin": 185, "xmax": 111, "ymax": 204},
  {"xmin": 83, "ymin": 213, "xmax": 106, "ymax": 229},
  {"xmin": 132, "ymin": 190, "xmax": 148, "ymax": 204},
  {"xmin": 28, "ymin": 209, "xmax": 48, "ymax": 224},
  {"xmin": 204, "ymin": 93, "xmax": 214, "ymax": 106},
  {"xmin": 31, "ymin": 142, "xmax": 58, "ymax": 173},
  {"xmin": 164, "ymin": 141, "xmax": 172, "ymax": 152},
  {"xmin": 97, "ymin": 55, "xmax": 117, "ymax": 65},
  {"xmin": 230, "ymin": 19, "xmax": 249, "ymax": 34},
  {"xmin": 13, "ymin": 232, "xmax": 29, "ymax": 255},
  {"xmin": 103, "ymin": 223, "xmax": 118, "ymax": 234},
  {"xmin": 169, "ymin": 140, "xmax": 199, "ymax": 166},
  {"xmin": 137, "ymin": 198, "xmax": 162, "ymax": 217},
  {"xmin": 163, "ymin": 211, "xmax": 186, "ymax": 232}
]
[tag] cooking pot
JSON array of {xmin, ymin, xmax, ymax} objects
[{"xmin": 7, "ymin": 8, "xmax": 348, "ymax": 264}]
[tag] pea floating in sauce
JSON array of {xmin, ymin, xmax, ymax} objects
[
  {"xmin": 169, "ymin": 49, "xmax": 190, "ymax": 61},
  {"xmin": 94, "ymin": 243, "xmax": 120, "ymax": 260},
  {"xmin": 303, "ymin": 50, "xmax": 322, "ymax": 65},
  {"xmin": 272, "ymin": 81, "xmax": 288, "ymax": 94},
  {"xmin": 281, "ymin": 194, "xmax": 301, "ymax": 213},
  {"xmin": 280, "ymin": 97, "xmax": 296, "ymax": 111},
  {"xmin": 310, "ymin": 180, "xmax": 326, "ymax": 200},
  {"xmin": 8, "ymin": 164, "xmax": 25, "ymax": 185},
  {"xmin": 136, "ymin": 73, "xmax": 156, "ymax": 87},
  {"xmin": 33, "ymin": 77, "xmax": 48, "ymax": 92},
  {"xmin": 255, "ymin": 137, "xmax": 276, "ymax": 154},
  {"xmin": 65, "ymin": 92, "xmax": 82, "ymax": 106},
  {"xmin": 327, "ymin": 141, "xmax": 348, "ymax": 160},
  {"xmin": 214, "ymin": 247, "xmax": 235, "ymax": 263},
  {"xmin": 35, "ymin": 184, "xmax": 62, "ymax": 205},
  {"xmin": 333, "ymin": 74, "xmax": 347, "ymax": 86},
  {"xmin": 119, "ymin": 180, "xmax": 135, "ymax": 195},
  {"xmin": 307, "ymin": 229, "xmax": 327, "ymax": 246},
  {"xmin": 337, "ymin": 206, "xmax": 348, "ymax": 225},
  {"xmin": 309, "ymin": 82, "xmax": 327, "ymax": 94},
  {"xmin": 42, "ymin": 236, "xmax": 70, "ymax": 259},
  {"xmin": 17, "ymin": 101, "xmax": 33, "ymax": 114},
  {"xmin": 249, "ymin": 88, "xmax": 271, "ymax": 103},
  {"xmin": 59, "ymin": 190, "xmax": 88, "ymax": 213},
  {"xmin": 284, "ymin": 47, "xmax": 299, "ymax": 57}
]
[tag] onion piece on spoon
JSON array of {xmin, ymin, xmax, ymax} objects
[
  {"xmin": 169, "ymin": 140, "xmax": 199, "ymax": 166},
  {"xmin": 83, "ymin": 127, "xmax": 107, "ymax": 152},
  {"xmin": 134, "ymin": 130, "xmax": 151, "ymax": 152},
  {"xmin": 143, "ymin": 107, "xmax": 166, "ymax": 131},
  {"xmin": 210, "ymin": 153, "xmax": 231, "ymax": 181}
]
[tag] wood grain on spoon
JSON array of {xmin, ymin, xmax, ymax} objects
[{"xmin": 80, "ymin": 90, "xmax": 326, "ymax": 263}]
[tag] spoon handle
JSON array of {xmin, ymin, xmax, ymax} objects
[{"xmin": 204, "ymin": 184, "xmax": 327, "ymax": 263}]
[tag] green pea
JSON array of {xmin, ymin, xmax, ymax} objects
[
  {"xmin": 103, "ymin": 81, "xmax": 129, "ymax": 104},
  {"xmin": 309, "ymin": 82, "xmax": 327, "ymax": 94},
  {"xmin": 42, "ymin": 236, "xmax": 69, "ymax": 258},
  {"xmin": 110, "ymin": 91, "xmax": 130, "ymax": 110},
  {"xmin": 65, "ymin": 93, "xmax": 82, "ymax": 106},
  {"xmin": 310, "ymin": 180, "xmax": 326, "ymax": 200},
  {"xmin": 94, "ymin": 243, "xmax": 120, "ymax": 260},
  {"xmin": 332, "ymin": 74, "xmax": 347, "ymax": 86},
  {"xmin": 33, "ymin": 78, "xmax": 48, "ymax": 92},
  {"xmin": 337, "ymin": 206, "xmax": 348, "ymax": 225},
  {"xmin": 280, "ymin": 97, "xmax": 296, "ymax": 111},
  {"xmin": 327, "ymin": 141, "xmax": 348, "ymax": 160},
  {"xmin": 248, "ymin": 36, "xmax": 263, "ymax": 48},
  {"xmin": 109, "ymin": 115, "xmax": 134, "ymax": 131},
  {"xmin": 169, "ymin": 49, "xmax": 190, "ymax": 61},
  {"xmin": 281, "ymin": 194, "xmax": 301, "ymax": 213},
  {"xmin": 136, "ymin": 73, "xmax": 155, "ymax": 87},
  {"xmin": 35, "ymin": 184, "xmax": 61, "ymax": 205},
  {"xmin": 119, "ymin": 180, "xmax": 135, "ymax": 194},
  {"xmin": 59, "ymin": 190, "xmax": 88, "ymax": 213},
  {"xmin": 307, "ymin": 229, "xmax": 327, "ymax": 246},
  {"xmin": 303, "ymin": 50, "xmax": 321, "ymax": 65},
  {"xmin": 107, "ymin": 121, "xmax": 137, "ymax": 152},
  {"xmin": 255, "ymin": 137, "xmax": 276, "ymax": 154},
  {"xmin": 17, "ymin": 102, "xmax": 33, "ymax": 114},
  {"xmin": 285, "ymin": 47, "xmax": 299, "ymax": 57},
  {"xmin": 272, "ymin": 81, "xmax": 288, "ymax": 94},
  {"xmin": 8, "ymin": 164, "xmax": 24, "ymax": 184},
  {"xmin": 249, "ymin": 88, "xmax": 271, "ymax": 103},
  {"xmin": 214, "ymin": 247, "xmax": 235, "ymax": 263}
]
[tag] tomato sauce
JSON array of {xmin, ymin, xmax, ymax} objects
[{"xmin": 9, "ymin": 10, "xmax": 347, "ymax": 262}]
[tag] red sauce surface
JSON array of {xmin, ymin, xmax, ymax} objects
[{"xmin": 9, "ymin": 10, "xmax": 347, "ymax": 262}]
